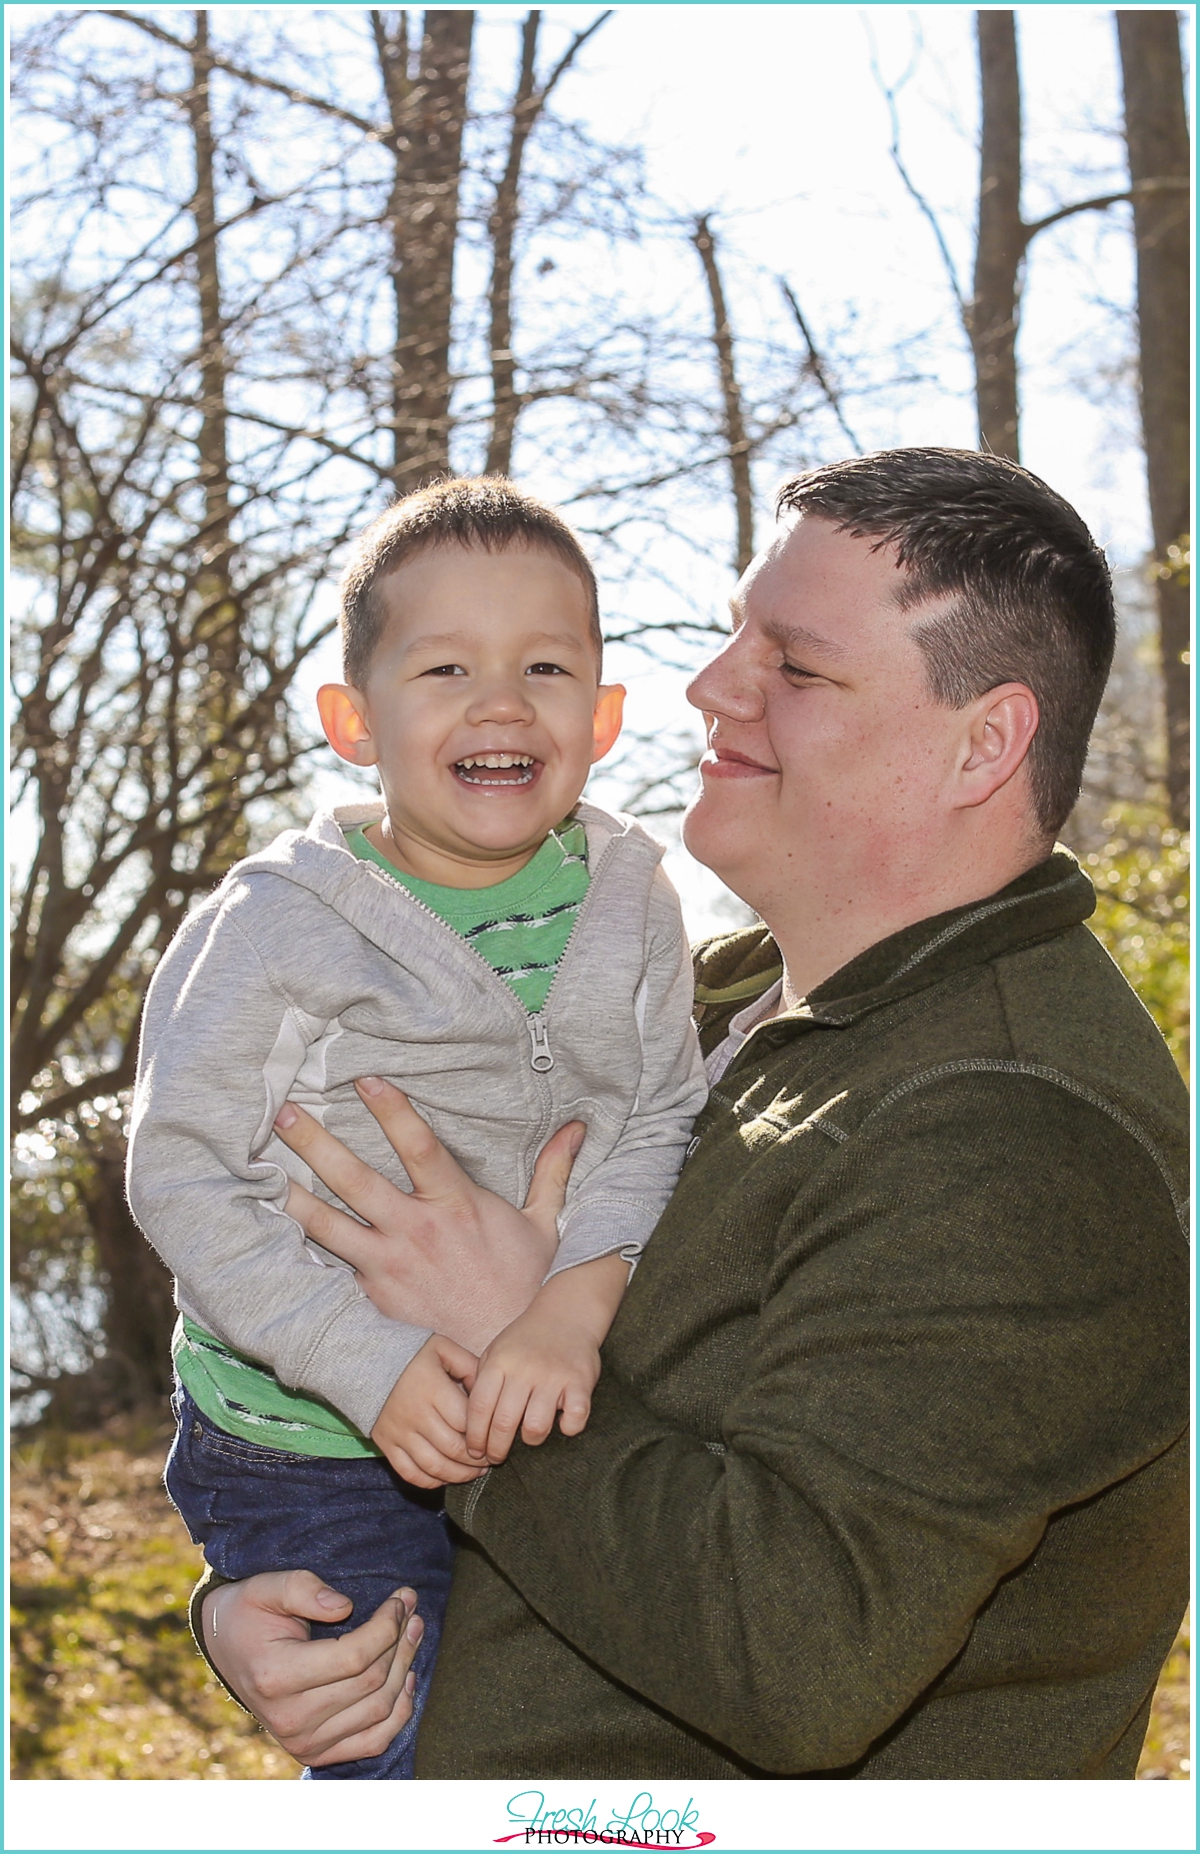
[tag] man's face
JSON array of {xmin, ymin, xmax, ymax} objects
[
  {"xmin": 682, "ymin": 516, "xmax": 967, "ymax": 917},
  {"xmin": 351, "ymin": 544, "xmax": 622, "ymax": 876}
]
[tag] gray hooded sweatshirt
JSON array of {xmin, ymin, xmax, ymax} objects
[{"xmin": 127, "ymin": 800, "xmax": 708, "ymax": 1436}]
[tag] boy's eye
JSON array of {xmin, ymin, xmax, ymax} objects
[
  {"xmin": 423, "ymin": 663, "xmax": 467, "ymax": 677},
  {"xmin": 527, "ymin": 662, "xmax": 569, "ymax": 676}
]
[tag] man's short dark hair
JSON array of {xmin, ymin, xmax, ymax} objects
[
  {"xmin": 775, "ymin": 448, "xmax": 1116, "ymax": 836},
  {"xmin": 339, "ymin": 476, "xmax": 602, "ymax": 687}
]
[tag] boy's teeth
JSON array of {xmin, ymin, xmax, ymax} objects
[{"xmin": 459, "ymin": 754, "xmax": 533, "ymax": 768}]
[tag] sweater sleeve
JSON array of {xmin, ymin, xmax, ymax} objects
[
  {"xmin": 126, "ymin": 886, "xmax": 431, "ymax": 1435},
  {"xmin": 548, "ymin": 866, "xmax": 709, "ymax": 1276},
  {"xmin": 446, "ymin": 1072, "xmax": 1189, "ymax": 1772}
]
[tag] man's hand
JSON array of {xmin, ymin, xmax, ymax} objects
[
  {"xmin": 466, "ymin": 1252, "xmax": 631, "ymax": 1465},
  {"xmin": 371, "ymin": 1335, "xmax": 487, "ymax": 1488},
  {"xmin": 274, "ymin": 1078, "xmax": 584, "ymax": 1353},
  {"xmin": 201, "ymin": 1572, "xmax": 423, "ymax": 1767}
]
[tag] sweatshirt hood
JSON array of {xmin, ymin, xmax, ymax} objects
[{"xmin": 221, "ymin": 798, "xmax": 667, "ymax": 911}]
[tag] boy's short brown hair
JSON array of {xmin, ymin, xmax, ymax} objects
[{"xmin": 339, "ymin": 476, "xmax": 602, "ymax": 688}]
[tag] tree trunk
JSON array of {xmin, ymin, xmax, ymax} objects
[
  {"xmin": 185, "ymin": 10, "xmax": 238, "ymax": 688},
  {"xmin": 692, "ymin": 215, "xmax": 754, "ymax": 576},
  {"xmin": 379, "ymin": 9, "xmax": 475, "ymax": 495},
  {"xmin": 1116, "ymin": 10, "xmax": 1191, "ymax": 828},
  {"xmin": 485, "ymin": 12, "xmax": 541, "ymax": 477},
  {"xmin": 81, "ymin": 1137, "xmax": 178, "ymax": 1410},
  {"xmin": 971, "ymin": 10, "xmax": 1024, "ymax": 461}
]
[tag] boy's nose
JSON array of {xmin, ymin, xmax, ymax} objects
[{"xmin": 465, "ymin": 676, "xmax": 536, "ymax": 725}]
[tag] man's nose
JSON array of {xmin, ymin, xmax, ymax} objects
[
  {"xmin": 686, "ymin": 633, "xmax": 764, "ymax": 722},
  {"xmin": 465, "ymin": 674, "xmax": 536, "ymax": 726}
]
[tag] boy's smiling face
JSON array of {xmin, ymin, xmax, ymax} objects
[{"xmin": 318, "ymin": 543, "xmax": 624, "ymax": 887}]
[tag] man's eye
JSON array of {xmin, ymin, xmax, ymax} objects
[
  {"xmin": 781, "ymin": 661, "xmax": 818, "ymax": 682},
  {"xmin": 527, "ymin": 662, "xmax": 568, "ymax": 676}
]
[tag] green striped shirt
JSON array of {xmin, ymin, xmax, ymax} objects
[
  {"xmin": 175, "ymin": 818, "xmax": 590, "ymax": 1457},
  {"xmin": 347, "ymin": 818, "xmax": 588, "ymax": 1014}
]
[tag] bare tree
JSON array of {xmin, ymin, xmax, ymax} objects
[
  {"xmin": 10, "ymin": 11, "xmax": 368, "ymax": 1407},
  {"xmin": 485, "ymin": 9, "xmax": 613, "ymax": 475},
  {"xmin": 376, "ymin": 8, "xmax": 475, "ymax": 491},
  {"xmin": 1116, "ymin": 8, "xmax": 1191, "ymax": 829},
  {"xmin": 692, "ymin": 216, "xmax": 754, "ymax": 576},
  {"xmin": 8, "ymin": 6, "xmax": 680, "ymax": 1412},
  {"xmin": 874, "ymin": 13, "xmax": 1147, "ymax": 466},
  {"xmin": 971, "ymin": 12, "xmax": 1024, "ymax": 459}
]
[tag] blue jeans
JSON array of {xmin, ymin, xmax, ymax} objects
[{"xmin": 166, "ymin": 1387, "xmax": 455, "ymax": 1780}]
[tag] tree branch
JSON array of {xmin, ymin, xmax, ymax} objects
[
  {"xmin": 778, "ymin": 280, "xmax": 863, "ymax": 453},
  {"xmin": 99, "ymin": 8, "xmax": 385, "ymax": 139}
]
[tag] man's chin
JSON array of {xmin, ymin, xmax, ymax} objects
[{"xmin": 682, "ymin": 793, "xmax": 748, "ymax": 884}]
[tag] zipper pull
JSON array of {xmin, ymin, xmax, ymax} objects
[{"xmin": 528, "ymin": 1016, "xmax": 554, "ymax": 1072}]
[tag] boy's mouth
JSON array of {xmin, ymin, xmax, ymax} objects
[{"xmin": 453, "ymin": 753, "xmax": 539, "ymax": 787}]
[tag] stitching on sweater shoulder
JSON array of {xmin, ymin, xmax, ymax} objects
[
  {"xmin": 886, "ymin": 873, "xmax": 1081, "ymax": 981},
  {"xmin": 861, "ymin": 1058, "xmax": 1188, "ymax": 1239}
]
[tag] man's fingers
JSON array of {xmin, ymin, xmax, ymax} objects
[
  {"xmin": 305, "ymin": 1677, "xmax": 415, "ymax": 1766},
  {"xmin": 273, "ymin": 1567, "xmax": 355, "ymax": 1625},
  {"xmin": 523, "ymin": 1120, "xmax": 586, "ymax": 1233},
  {"xmin": 283, "ymin": 1179, "xmax": 378, "ymax": 1270},
  {"xmin": 275, "ymin": 1595, "xmax": 408, "ymax": 1697},
  {"xmin": 287, "ymin": 1607, "xmax": 424, "ymax": 1763},
  {"xmin": 275, "ymin": 1101, "xmax": 412, "ymax": 1229},
  {"xmin": 354, "ymin": 1078, "xmax": 472, "ymax": 1201}
]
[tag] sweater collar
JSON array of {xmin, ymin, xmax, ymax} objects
[{"xmin": 695, "ymin": 849, "xmax": 1096, "ymax": 1038}]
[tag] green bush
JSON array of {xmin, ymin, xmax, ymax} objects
[{"xmin": 1082, "ymin": 804, "xmax": 1190, "ymax": 1080}]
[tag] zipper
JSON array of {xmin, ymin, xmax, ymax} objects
[
  {"xmin": 355, "ymin": 819, "xmax": 626, "ymax": 1073},
  {"xmin": 527, "ymin": 1016, "xmax": 554, "ymax": 1072}
]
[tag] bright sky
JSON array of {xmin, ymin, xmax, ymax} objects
[
  {"xmin": 304, "ymin": 1, "xmax": 1184, "ymax": 937},
  {"xmin": 15, "ymin": 3, "xmax": 1183, "ymax": 933}
]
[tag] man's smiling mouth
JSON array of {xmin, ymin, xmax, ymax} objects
[{"xmin": 454, "ymin": 753, "xmax": 539, "ymax": 787}]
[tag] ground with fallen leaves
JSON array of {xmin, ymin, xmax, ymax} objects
[{"xmin": 8, "ymin": 1417, "xmax": 1191, "ymax": 1780}]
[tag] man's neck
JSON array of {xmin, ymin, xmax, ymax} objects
[{"xmin": 768, "ymin": 837, "xmax": 1052, "ymax": 1010}]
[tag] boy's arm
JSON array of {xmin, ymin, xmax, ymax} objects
[
  {"xmin": 549, "ymin": 867, "xmax": 709, "ymax": 1279},
  {"xmin": 464, "ymin": 1251, "xmax": 631, "ymax": 1464},
  {"xmin": 126, "ymin": 882, "xmax": 432, "ymax": 1437}
]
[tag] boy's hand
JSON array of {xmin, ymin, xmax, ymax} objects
[
  {"xmin": 465, "ymin": 1252, "xmax": 632, "ymax": 1465},
  {"xmin": 371, "ymin": 1335, "xmax": 487, "ymax": 1488},
  {"xmin": 466, "ymin": 1308, "xmax": 602, "ymax": 1466}
]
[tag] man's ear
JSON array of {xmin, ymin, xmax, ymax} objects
[
  {"xmin": 591, "ymin": 683, "xmax": 626, "ymax": 763},
  {"xmin": 952, "ymin": 682, "xmax": 1039, "ymax": 810},
  {"xmin": 317, "ymin": 684, "xmax": 378, "ymax": 766}
]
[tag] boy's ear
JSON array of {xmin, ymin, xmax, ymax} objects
[
  {"xmin": 591, "ymin": 683, "xmax": 625, "ymax": 763},
  {"xmin": 317, "ymin": 684, "xmax": 379, "ymax": 766}
]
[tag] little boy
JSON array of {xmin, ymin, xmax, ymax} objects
[{"xmin": 126, "ymin": 477, "xmax": 708, "ymax": 1780}]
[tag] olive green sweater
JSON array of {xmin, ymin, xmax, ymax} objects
[{"xmin": 422, "ymin": 850, "xmax": 1189, "ymax": 1779}]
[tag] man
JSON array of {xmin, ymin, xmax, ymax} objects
[{"xmin": 198, "ymin": 449, "xmax": 1189, "ymax": 1779}]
